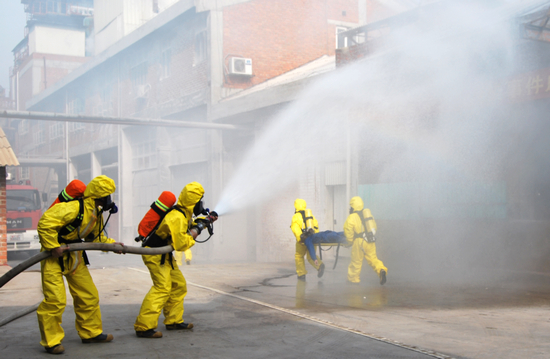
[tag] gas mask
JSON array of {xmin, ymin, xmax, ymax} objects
[
  {"xmin": 193, "ymin": 198, "xmax": 208, "ymax": 216},
  {"xmin": 99, "ymin": 195, "xmax": 118, "ymax": 214},
  {"xmin": 349, "ymin": 207, "xmax": 354, "ymax": 214}
]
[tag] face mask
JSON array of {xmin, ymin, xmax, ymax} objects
[
  {"xmin": 349, "ymin": 207, "xmax": 354, "ymax": 214},
  {"xmin": 193, "ymin": 199, "xmax": 206, "ymax": 216},
  {"xmin": 100, "ymin": 195, "xmax": 117, "ymax": 213}
]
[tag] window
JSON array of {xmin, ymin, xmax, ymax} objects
[
  {"xmin": 6, "ymin": 188, "xmax": 41, "ymax": 211},
  {"xmin": 93, "ymin": 86, "xmax": 113, "ymax": 116},
  {"xmin": 336, "ymin": 26, "xmax": 364, "ymax": 49},
  {"xmin": 130, "ymin": 62, "xmax": 148, "ymax": 87},
  {"xmin": 50, "ymin": 122, "xmax": 64, "ymax": 139},
  {"xmin": 336, "ymin": 27, "xmax": 349, "ymax": 49},
  {"xmin": 69, "ymin": 122, "xmax": 85, "ymax": 132},
  {"xmin": 19, "ymin": 119, "xmax": 29, "ymax": 134},
  {"xmin": 133, "ymin": 140, "xmax": 157, "ymax": 170},
  {"xmin": 20, "ymin": 166, "xmax": 30, "ymax": 180},
  {"xmin": 33, "ymin": 125, "xmax": 45, "ymax": 145},
  {"xmin": 67, "ymin": 97, "xmax": 85, "ymax": 115},
  {"xmin": 161, "ymin": 49, "xmax": 171, "ymax": 79},
  {"xmin": 194, "ymin": 30, "xmax": 207, "ymax": 65}
]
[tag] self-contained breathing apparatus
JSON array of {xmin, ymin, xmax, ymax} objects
[
  {"xmin": 350, "ymin": 207, "xmax": 376, "ymax": 243},
  {"xmin": 299, "ymin": 209, "xmax": 316, "ymax": 242},
  {"xmin": 56, "ymin": 194, "xmax": 118, "ymax": 271},
  {"xmin": 135, "ymin": 193, "xmax": 218, "ymax": 248}
]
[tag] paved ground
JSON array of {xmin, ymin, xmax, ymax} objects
[{"xmin": 1, "ymin": 250, "xmax": 549, "ymax": 358}]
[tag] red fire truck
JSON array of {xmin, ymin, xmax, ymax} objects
[{"xmin": 6, "ymin": 181, "xmax": 45, "ymax": 256}]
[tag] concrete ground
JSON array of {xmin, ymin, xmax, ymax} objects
[{"xmin": 1, "ymin": 251, "xmax": 549, "ymax": 359}]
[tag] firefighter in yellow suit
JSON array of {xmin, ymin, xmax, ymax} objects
[
  {"xmin": 345, "ymin": 196, "xmax": 387, "ymax": 285},
  {"xmin": 36, "ymin": 175, "xmax": 123, "ymax": 355},
  {"xmin": 134, "ymin": 182, "xmax": 207, "ymax": 338},
  {"xmin": 174, "ymin": 248, "xmax": 193, "ymax": 265},
  {"xmin": 290, "ymin": 198, "xmax": 324, "ymax": 281}
]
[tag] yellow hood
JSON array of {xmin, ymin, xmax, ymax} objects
[
  {"xmin": 294, "ymin": 198, "xmax": 306, "ymax": 212},
  {"xmin": 83, "ymin": 175, "xmax": 116, "ymax": 199},
  {"xmin": 349, "ymin": 196, "xmax": 364, "ymax": 212},
  {"xmin": 177, "ymin": 182, "xmax": 205, "ymax": 217}
]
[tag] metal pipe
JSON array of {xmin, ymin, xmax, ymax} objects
[
  {"xmin": 0, "ymin": 243, "xmax": 173, "ymax": 289},
  {"xmin": 0, "ymin": 110, "xmax": 243, "ymax": 131}
]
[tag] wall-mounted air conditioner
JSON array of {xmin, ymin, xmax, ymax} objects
[{"xmin": 228, "ymin": 57, "xmax": 253, "ymax": 76}]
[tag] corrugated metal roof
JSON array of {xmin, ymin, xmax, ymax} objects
[{"xmin": 0, "ymin": 127, "xmax": 19, "ymax": 166}]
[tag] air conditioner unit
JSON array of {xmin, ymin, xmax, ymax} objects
[{"xmin": 228, "ymin": 57, "xmax": 253, "ymax": 76}]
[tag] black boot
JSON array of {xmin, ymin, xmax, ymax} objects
[
  {"xmin": 136, "ymin": 329, "xmax": 163, "ymax": 338},
  {"xmin": 298, "ymin": 275, "xmax": 306, "ymax": 281},
  {"xmin": 166, "ymin": 322, "xmax": 194, "ymax": 330},
  {"xmin": 45, "ymin": 344, "xmax": 65, "ymax": 354},
  {"xmin": 317, "ymin": 263, "xmax": 325, "ymax": 278},
  {"xmin": 81, "ymin": 333, "xmax": 114, "ymax": 343},
  {"xmin": 379, "ymin": 270, "xmax": 387, "ymax": 285}
]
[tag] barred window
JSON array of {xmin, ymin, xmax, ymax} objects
[
  {"xmin": 50, "ymin": 122, "xmax": 64, "ymax": 139},
  {"xmin": 133, "ymin": 140, "xmax": 157, "ymax": 170},
  {"xmin": 194, "ymin": 30, "xmax": 207, "ymax": 65},
  {"xmin": 69, "ymin": 122, "xmax": 85, "ymax": 132},
  {"xmin": 20, "ymin": 166, "xmax": 30, "ymax": 180},
  {"xmin": 161, "ymin": 49, "xmax": 171, "ymax": 79},
  {"xmin": 33, "ymin": 129, "xmax": 45, "ymax": 145},
  {"xmin": 19, "ymin": 119, "xmax": 29, "ymax": 134}
]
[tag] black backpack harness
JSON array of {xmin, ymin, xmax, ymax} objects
[
  {"xmin": 57, "ymin": 198, "xmax": 89, "ymax": 271},
  {"xmin": 56, "ymin": 198, "xmax": 114, "ymax": 272},
  {"xmin": 140, "ymin": 205, "xmax": 187, "ymax": 269}
]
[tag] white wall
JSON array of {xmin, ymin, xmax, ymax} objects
[
  {"xmin": 94, "ymin": 0, "xmax": 124, "ymax": 54},
  {"xmin": 94, "ymin": 0, "xmax": 181, "ymax": 55},
  {"xmin": 29, "ymin": 26, "xmax": 85, "ymax": 57}
]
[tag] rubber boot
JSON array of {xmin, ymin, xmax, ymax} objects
[
  {"xmin": 298, "ymin": 275, "xmax": 306, "ymax": 281},
  {"xmin": 81, "ymin": 333, "xmax": 114, "ymax": 343},
  {"xmin": 317, "ymin": 263, "xmax": 325, "ymax": 278},
  {"xmin": 136, "ymin": 329, "xmax": 163, "ymax": 338},
  {"xmin": 45, "ymin": 344, "xmax": 65, "ymax": 354},
  {"xmin": 166, "ymin": 322, "xmax": 194, "ymax": 330},
  {"xmin": 379, "ymin": 269, "xmax": 387, "ymax": 285}
]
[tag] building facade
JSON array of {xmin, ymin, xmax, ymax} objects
[{"xmin": 11, "ymin": 0, "xmax": 382, "ymax": 262}]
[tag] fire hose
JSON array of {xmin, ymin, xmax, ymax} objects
[{"xmin": 0, "ymin": 243, "xmax": 173, "ymax": 289}]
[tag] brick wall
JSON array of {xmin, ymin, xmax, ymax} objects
[
  {"xmin": 335, "ymin": 42, "xmax": 368, "ymax": 66},
  {"xmin": 366, "ymin": 0, "xmax": 400, "ymax": 23},
  {"xmin": 0, "ymin": 167, "xmax": 7, "ymax": 266},
  {"xmin": 223, "ymin": 0, "xmax": 361, "ymax": 89}
]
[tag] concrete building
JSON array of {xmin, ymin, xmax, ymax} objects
[{"xmin": 13, "ymin": 0, "xmax": 384, "ymax": 262}]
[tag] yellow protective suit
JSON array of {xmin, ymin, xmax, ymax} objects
[
  {"xmin": 36, "ymin": 175, "xmax": 117, "ymax": 349},
  {"xmin": 174, "ymin": 249, "xmax": 192, "ymax": 265},
  {"xmin": 134, "ymin": 182, "xmax": 203, "ymax": 332},
  {"xmin": 345, "ymin": 196, "xmax": 387, "ymax": 284},
  {"xmin": 290, "ymin": 199, "xmax": 321, "ymax": 277}
]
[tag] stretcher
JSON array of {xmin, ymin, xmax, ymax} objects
[{"xmin": 313, "ymin": 242, "xmax": 351, "ymax": 269}]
